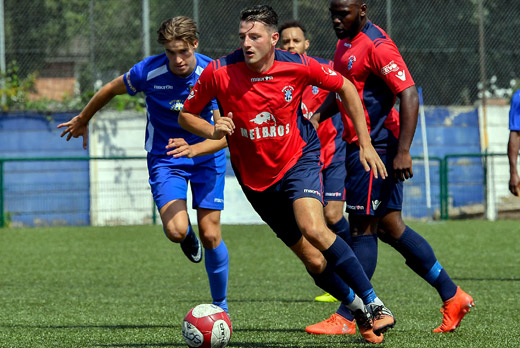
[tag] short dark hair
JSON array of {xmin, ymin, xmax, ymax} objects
[
  {"xmin": 240, "ymin": 4, "xmax": 278, "ymax": 31},
  {"xmin": 278, "ymin": 20, "xmax": 307, "ymax": 37}
]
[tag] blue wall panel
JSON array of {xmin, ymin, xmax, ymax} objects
[{"xmin": 0, "ymin": 113, "xmax": 90, "ymax": 226}]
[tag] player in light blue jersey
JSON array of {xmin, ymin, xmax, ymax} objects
[{"xmin": 58, "ymin": 17, "xmax": 230, "ymax": 312}]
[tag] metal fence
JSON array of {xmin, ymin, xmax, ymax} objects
[
  {"xmin": 0, "ymin": 153, "xmax": 515, "ymax": 227},
  {"xmin": 2, "ymin": 0, "xmax": 519, "ymax": 108}
]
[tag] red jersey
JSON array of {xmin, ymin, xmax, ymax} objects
[
  {"xmin": 334, "ymin": 21, "xmax": 415, "ymax": 146},
  {"xmin": 301, "ymin": 56, "xmax": 345, "ymax": 168},
  {"xmin": 184, "ymin": 49, "xmax": 344, "ymax": 191}
]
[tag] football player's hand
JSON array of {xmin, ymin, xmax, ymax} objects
[
  {"xmin": 359, "ymin": 143, "xmax": 387, "ymax": 180},
  {"xmin": 214, "ymin": 112, "xmax": 235, "ymax": 139},
  {"xmin": 57, "ymin": 115, "xmax": 89, "ymax": 149},
  {"xmin": 166, "ymin": 138, "xmax": 194, "ymax": 158},
  {"xmin": 393, "ymin": 151, "xmax": 413, "ymax": 182},
  {"xmin": 510, "ymin": 173, "xmax": 520, "ymax": 196},
  {"xmin": 309, "ymin": 113, "xmax": 320, "ymax": 130}
]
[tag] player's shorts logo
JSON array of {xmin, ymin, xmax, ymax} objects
[
  {"xmin": 372, "ymin": 200, "xmax": 382, "ymax": 211},
  {"xmin": 312, "ymin": 86, "xmax": 319, "ymax": 95}
]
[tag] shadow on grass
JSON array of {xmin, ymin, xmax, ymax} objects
[
  {"xmin": 3, "ymin": 324, "xmax": 172, "ymax": 329},
  {"xmin": 453, "ymin": 277, "xmax": 520, "ymax": 281},
  {"xmin": 3, "ymin": 324, "xmax": 375, "ymax": 348}
]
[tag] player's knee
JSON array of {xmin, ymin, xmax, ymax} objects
[
  {"xmin": 299, "ymin": 223, "xmax": 323, "ymax": 245},
  {"xmin": 199, "ymin": 229, "xmax": 221, "ymax": 249},
  {"xmin": 377, "ymin": 229, "xmax": 395, "ymax": 245},
  {"xmin": 323, "ymin": 209, "xmax": 342, "ymax": 226},
  {"xmin": 163, "ymin": 223, "xmax": 188, "ymax": 243}
]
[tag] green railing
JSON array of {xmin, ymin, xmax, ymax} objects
[{"xmin": 439, "ymin": 152, "xmax": 509, "ymax": 220}]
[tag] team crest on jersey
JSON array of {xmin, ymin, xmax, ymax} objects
[
  {"xmin": 282, "ymin": 86, "xmax": 294, "ymax": 102},
  {"xmin": 169, "ymin": 99, "xmax": 184, "ymax": 111},
  {"xmin": 347, "ymin": 55, "xmax": 357, "ymax": 70},
  {"xmin": 312, "ymin": 86, "xmax": 319, "ymax": 95}
]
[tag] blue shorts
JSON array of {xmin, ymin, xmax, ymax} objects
[
  {"xmin": 147, "ymin": 154, "xmax": 225, "ymax": 211},
  {"xmin": 345, "ymin": 145, "xmax": 402, "ymax": 216},
  {"xmin": 322, "ymin": 160, "xmax": 346, "ymax": 202},
  {"xmin": 239, "ymin": 151, "xmax": 323, "ymax": 247}
]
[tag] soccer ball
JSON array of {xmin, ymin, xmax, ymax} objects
[{"xmin": 182, "ymin": 304, "xmax": 232, "ymax": 348}]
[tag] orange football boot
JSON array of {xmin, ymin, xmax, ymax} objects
[
  {"xmin": 433, "ymin": 286, "xmax": 474, "ymax": 333},
  {"xmin": 305, "ymin": 313, "xmax": 356, "ymax": 335},
  {"xmin": 353, "ymin": 309, "xmax": 384, "ymax": 344},
  {"xmin": 366, "ymin": 303, "xmax": 396, "ymax": 336}
]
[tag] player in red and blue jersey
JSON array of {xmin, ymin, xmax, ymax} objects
[
  {"xmin": 279, "ymin": 20, "xmax": 351, "ymax": 305},
  {"xmin": 57, "ymin": 17, "xmax": 230, "ymax": 313},
  {"xmin": 508, "ymin": 89, "xmax": 520, "ymax": 196},
  {"xmin": 178, "ymin": 4, "xmax": 395, "ymax": 344},
  {"xmin": 307, "ymin": 0, "xmax": 474, "ymax": 335}
]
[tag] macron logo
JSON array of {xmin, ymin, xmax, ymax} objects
[
  {"xmin": 372, "ymin": 200, "xmax": 381, "ymax": 211},
  {"xmin": 396, "ymin": 70, "xmax": 406, "ymax": 81}
]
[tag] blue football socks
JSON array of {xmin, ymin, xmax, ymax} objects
[
  {"xmin": 307, "ymin": 262, "xmax": 352, "ymax": 302},
  {"xmin": 392, "ymin": 226, "xmax": 457, "ymax": 301},
  {"xmin": 321, "ymin": 236, "xmax": 375, "ymax": 303},
  {"xmin": 328, "ymin": 216, "xmax": 352, "ymax": 246},
  {"xmin": 351, "ymin": 234, "xmax": 378, "ymax": 280},
  {"xmin": 205, "ymin": 240, "xmax": 229, "ymax": 313}
]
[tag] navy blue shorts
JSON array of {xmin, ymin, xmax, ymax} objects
[
  {"xmin": 147, "ymin": 154, "xmax": 225, "ymax": 211},
  {"xmin": 322, "ymin": 160, "xmax": 346, "ymax": 202},
  {"xmin": 344, "ymin": 145, "xmax": 402, "ymax": 216},
  {"xmin": 239, "ymin": 151, "xmax": 324, "ymax": 247}
]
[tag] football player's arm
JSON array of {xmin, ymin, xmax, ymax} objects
[
  {"xmin": 394, "ymin": 85, "xmax": 419, "ymax": 182},
  {"xmin": 179, "ymin": 108, "xmax": 235, "ymax": 140},
  {"xmin": 57, "ymin": 75, "xmax": 127, "ymax": 149},
  {"xmin": 166, "ymin": 137, "xmax": 228, "ymax": 158},
  {"xmin": 309, "ymin": 91, "xmax": 339, "ymax": 129},
  {"xmin": 336, "ymin": 76, "xmax": 387, "ymax": 179},
  {"xmin": 167, "ymin": 108, "xmax": 228, "ymax": 158},
  {"xmin": 508, "ymin": 129, "xmax": 520, "ymax": 196}
]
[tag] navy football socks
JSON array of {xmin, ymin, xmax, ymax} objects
[
  {"xmin": 321, "ymin": 236, "xmax": 377, "ymax": 304},
  {"xmin": 392, "ymin": 226, "xmax": 457, "ymax": 301},
  {"xmin": 328, "ymin": 216, "xmax": 352, "ymax": 246},
  {"xmin": 351, "ymin": 234, "xmax": 378, "ymax": 280}
]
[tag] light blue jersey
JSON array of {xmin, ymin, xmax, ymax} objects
[{"xmin": 123, "ymin": 52, "xmax": 225, "ymax": 163}]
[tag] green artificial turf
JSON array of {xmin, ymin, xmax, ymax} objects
[{"xmin": 1, "ymin": 220, "xmax": 519, "ymax": 347}]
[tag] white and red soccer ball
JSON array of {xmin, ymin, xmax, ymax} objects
[{"xmin": 182, "ymin": 304, "xmax": 232, "ymax": 348}]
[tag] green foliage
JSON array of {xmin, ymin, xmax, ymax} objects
[
  {"xmin": 0, "ymin": 62, "xmax": 37, "ymax": 111},
  {"xmin": 0, "ymin": 221, "xmax": 519, "ymax": 347},
  {"xmin": 0, "ymin": 61, "xmax": 145, "ymax": 113}
]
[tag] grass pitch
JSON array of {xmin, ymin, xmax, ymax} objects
[{"xmin": 1, "ymin": 220, "xmax": 519, "ymax": 347}]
